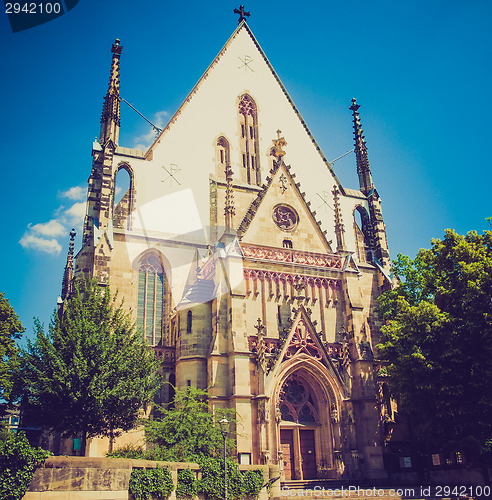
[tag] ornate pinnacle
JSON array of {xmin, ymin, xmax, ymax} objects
[
  {"xmin": 254, "ymin": 318, "xmax": 267, "ymax": 371},
  {"xmin": 224, "ymin": 165, "xmax": 236, "ymax": 229},
  {"xmin": 332, "ymin": 186, "xmax": 346, "ymax": 252},
  {"xmin": 254, "ymin": 318, "xmax": 265, "ymax": 336},
  {"xmin": 61, "ymin": 228, "xmax": 76, "ymax": 301},
  {"xmin": 100, "ymin": 39, "xmax": 123, "ymax": 145},
  {"xmin": 349, "ymin": 98, "xmax": 373, "ymax": 195},
  {"xmin": 272, "ymin": 130, "xmax": 287, "ymax": 160},
  {"xmin": 234, "ymin": 5, "xmax": 250, "ymax": 24}
]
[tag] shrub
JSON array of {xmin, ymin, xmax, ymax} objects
[
  {"xmin": 0, "ymin": 431, "xmax": 50, "ymax": 500},
  {"xmin": 107, "ymin": 444, "xmax": 145, "ymax": 459},
  {"xmin": 196, "ymin": 458, "xmax": 263, "ymax": 500},
  {"xmin": 129, "ymin": 465, "xmax": 174, "ymax": 500},
  {"xmin": 176, "ymin": 468, "xmax": 196, "ymax": 498},
  {"xmin": 241, "ymin": 469, "xmax": 264, "ymax": 499}
]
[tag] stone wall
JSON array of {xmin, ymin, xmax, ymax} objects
[{"xmin": 23, "ymin": 456, "xmax": 279, "ymax": 500}]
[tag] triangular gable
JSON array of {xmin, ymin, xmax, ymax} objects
[
  {"xmin": 238, "ymin": 159, "xmax": 333, "ymax": 254},
  {"xmin": 268, "ymin": 306, "xmax": 346, "ymax": 392},
  {"xmin": 145, "ymin": 22, "xmax": 341, "ymax": 187},
  {"xmin": 183, "ymin": 248, "xmax": 204, "ymax": 291},
  {"xmin": 342, "ymin": 253, "xmax": 361, "ymax": 274}
]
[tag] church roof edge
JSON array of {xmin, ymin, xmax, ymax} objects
[{"xmin": 143, "ymin": 22, "xmax": 344, "ymax": 189}]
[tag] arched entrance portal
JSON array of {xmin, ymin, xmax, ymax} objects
[{"xmin": 277, "ymin": 369, "xmax": 340, "ymax": 480}]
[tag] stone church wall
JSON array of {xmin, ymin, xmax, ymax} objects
[{"xmin": 23, "ymin": 457, "xmax": 278, "ymax": 500}]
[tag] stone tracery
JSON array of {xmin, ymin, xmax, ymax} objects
[{"xmin": 279, "ymin": 373, "xmax": 319, "ymax": 424}]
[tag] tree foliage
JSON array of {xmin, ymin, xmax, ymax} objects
[
  {"xmin": 19, "ymin": 278, "xmax": 160, "ymax": 449},
  {"xmin": 0, "ymin": 293, "xmax": 24, "ymax": 405},
  {"xmin": 144, "ymin": 387, "xmax": 237, "ymax": 462},
  {"xmin": 377, "ymin": 229, "xmax": 492, "ymax": 454},
  {"xmin": 0, "ymin": 431, "xmax": 50, "ymax": 500}
]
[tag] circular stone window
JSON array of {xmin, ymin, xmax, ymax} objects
[{"xmin": 272, "ymin": 204, "xmax": 299, "ymax": 231}]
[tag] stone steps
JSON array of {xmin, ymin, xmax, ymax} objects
[{"xmin": 278, "ymin": 480, "xmax": 422, "ymax": 499}]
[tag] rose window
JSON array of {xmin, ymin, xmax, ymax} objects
[{"xmin": 272, "ymin": 204, "xmax": 298, "ymax": 231}]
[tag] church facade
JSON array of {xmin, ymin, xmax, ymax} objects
[{"xmin": 74, "ymin": 14, "xmax": 393, "ymax": 480}]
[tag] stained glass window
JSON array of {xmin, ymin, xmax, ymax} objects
[{"xmin": 137, "ymin": 254, "xmax": 166, "ymax": 346}]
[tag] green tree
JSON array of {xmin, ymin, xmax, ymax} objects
[
  {"xmin": 19, "ymin": 278, "xmax": 160, "ymax": 454},
  {"xmin": 144, "ymin": 387, "xmax": 236, "ymax": 462},
  {"xmin": 377, "ymin": 229, "xmax": 492, "ymax": 456},
  {"xmin": 0, "ymin": 293, "xmax": 24, "ymax": 407}
]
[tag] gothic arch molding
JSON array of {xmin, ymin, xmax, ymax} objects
[
  {"xmin": 271, "ymin": 356, "xmax": 343, "ymax": 423},
  {"xmin": 269, "ymin": 356, "xmax": 344, "ymax": 480}
]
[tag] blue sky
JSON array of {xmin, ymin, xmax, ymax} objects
[{"xmin": 1, "ymin": 0, "xmax": 491, "ymax": 336}]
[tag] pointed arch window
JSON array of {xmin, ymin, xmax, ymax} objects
[
  {"xmin": 237, "ymin": 94, "xmax": 260, "ymax": 186},
  {"xmin": 216, "ymin": 137, "xmax": 230, "ymax": 177},
  {"xmin": 137, "ymin": 254, "xmax": 167, "ymax": 346},
  {"xmin": 113, "ymin": 164, "xmax": 134, "ymax": 230},
  {"xmin": 354, "ymin": 206, "xmax": 373, "ymax": 263}
]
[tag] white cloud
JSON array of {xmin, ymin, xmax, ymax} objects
[
  {"xmin": 19, "ymin": 234, "xmax": 62, "ymax": 255},
  {"xmin": 133, "ymin": 110, "xmax": 169, "ymax": 150},
  {"xmin": 29, "ymin": 220, "xmax": 66, "ymax": 237},
  {"xmin": 20, "ymin": 200, "xmax": 86, "ymax": 256},
  {"xmin": 64, "ymin": 202, "xmax": 86, "ymax": 226},
  {"xmin": 59, "ymin": 186, "xmax": 86, "ymax": 201}
]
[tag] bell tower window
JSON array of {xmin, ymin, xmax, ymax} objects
[{"xmin": 238, "ymin": 94, "xmax": 260, "ymax": 186}]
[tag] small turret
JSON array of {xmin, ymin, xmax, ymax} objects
[
  {"xmin": 100, "ymin": 39, "xmax": 123, "ymax": 146},
  {"xmin": 350, "ymin": 98, "xmax": 373, "ymax": 195},
  {"xmin": 332, "ymin": 186, "xmax": 346, "ymax": 253},
  {"xmin": 224, "ymin": 165, "xmax": 235, "ymax": 230},
  {"xmin": 61, "ymin": 228, "xmax": 76, "ymax": 301}
]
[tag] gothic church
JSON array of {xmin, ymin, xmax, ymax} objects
[{"xmin": 72, "ymin": 9, "xmax": 393, "ymax": 481}]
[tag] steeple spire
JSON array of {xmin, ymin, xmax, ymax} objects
[
  {"xmin": 332, "ymin": 186, "xmax": 346, "ymax": 252},
  {"xmin": 224, "ymin": 165, "xmax": 236, "ymax": 229},
  {"xmin": 100, "ymin": 39, "xmax": 123, "ymax": 146},
  {"xmin": 61, "ymin": 228, "xmax": 76, "ymax": 301},
  {"xmin": 350, "ymin": 98, "xmax": 373, "ymax": 195}
]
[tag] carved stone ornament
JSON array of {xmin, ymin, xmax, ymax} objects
[
  {"xmin": 331, "ymin": 402, "xmax": 339, "ymax": 423},
  {"xmin": 275, "ymin": 401, "xmax": 282, "ymax": 423},
  {"xmin": 257, "ymin": 397, "xmax": 270, "ymax": 423},
  {"xmin": 279, "ymin": 173, "xmax": 288, "ymax": 194},
  {"xmin": 272, "ymin": 129, "xmax": 287, "ymax": 158},
  {"xmin": 272, "ymin": 204, "xmax": 298, "ymax": 231}
]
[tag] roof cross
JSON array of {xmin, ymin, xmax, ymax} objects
[{"xmin": 234, "ymin": 5, "xmax": 250, "ymax": 24}]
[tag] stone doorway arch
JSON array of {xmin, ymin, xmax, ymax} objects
[{"xmin": 274, "ymin": 362, "xmax": 342, "ymax": 481}]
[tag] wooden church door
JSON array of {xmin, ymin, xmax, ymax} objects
[
  {"xmin": 280, "ymin": 429, "xmax": 295, "ymax": 480},
  {"xmin": 299, "ymin": 429, "xmax": 317, "ymax": 479}
]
